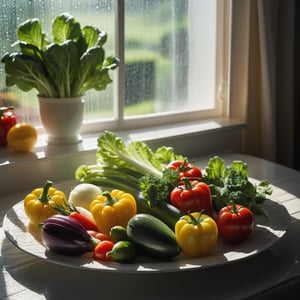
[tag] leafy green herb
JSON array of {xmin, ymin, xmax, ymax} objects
[
  {"xmin": 1, "ymin": 13, "xmax": 119, "ymax": 98},
  {"xmin": 202, "ymin": 156, "xmax": 273, "ymax": 218}
]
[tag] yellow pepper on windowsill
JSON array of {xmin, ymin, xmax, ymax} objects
[
  {"xmin": 90, "ymin": 189, "xmax": 137, "ymax": 235},
  {"xmin": 175, "ymin": 211, "xmax": 218, "ymax": 258},
  {"xmin": 24, "ymin": 180, "xmax": 67, "ymax": 226}
]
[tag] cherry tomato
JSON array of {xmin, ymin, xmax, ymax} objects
[
  {"xmin": 88, "ymin": 230, "xmax": 112, "ymax": 242},
  {"xmin": 216, "ymin": 203, "xmax": 255, "ymax": 244},
  {"xmin": 93, "ymin": 240, "xmax": 114, "ymax": 261},
  {"xmin": 170, "ymin": 179, "xmax": 213, "ymax": 216},
  {"xmin": 167, "ymin": 160, "xmax": 202, "ymax": 179}
]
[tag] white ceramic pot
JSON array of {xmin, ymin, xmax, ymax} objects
[{"xmin": 38, "ymin": 96, "xmax": 85, "ymax": 144}]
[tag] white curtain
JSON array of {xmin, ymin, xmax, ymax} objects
[{"xmin": 230, "ymin": 0, "xmax": 296, "ymax": 168}]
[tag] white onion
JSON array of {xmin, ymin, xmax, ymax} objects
[{"xmin": 68, "ymin": 183, "xmax": 102, "ymax": 210}]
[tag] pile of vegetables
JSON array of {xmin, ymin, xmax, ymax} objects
[{"xmin": 22, "ymin": 131, "xmax": 273, "ymax": 262}]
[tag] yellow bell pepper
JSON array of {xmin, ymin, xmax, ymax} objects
[
  {"xmin": 24, "ymin": 180, "xmax": 67, "ymax": 226},
  {"xmin": 89, "ymin": 189, "xmax": 137, "ymax": 235},
  {"xmin": 175, "ymin": 211, "xmax": 218, "ymax": 258}
]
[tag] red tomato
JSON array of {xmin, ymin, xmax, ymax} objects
[
  {"xmin": 93, "ymin": 240, "xmax": 114, "ymax": 261},
  {"xmin": 167, "ymin": 160, "xmax": 202, "ymax": 179},
  {"xmin": 216, "ymin": 204, "xmax": 255, "ymax": 244},
  {"xmin": 170, "ymin": 179, "xmax": 213, "ymax": 216},
  {"xmin": 88, "ymin": 230, "xmax": 112, "ymax": 242},
  {"xmin": 0, "ymin": 106, "xmax": 17, "ymax": 145}
]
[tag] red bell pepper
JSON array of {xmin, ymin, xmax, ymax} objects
[
  {"xmin": 0, "ymin": 106, "xmax": 17, "ymax": 145},
  {"xmin": 167, "ymin": 160, "xmax": 202, "ymax": 179},
  {"xmin": 216, "ymin": 203, "xmax": 255, "ymax": 244},
  {"xmin": 170, "ymin": 179, "xmax": 213, "ymax": 216}
]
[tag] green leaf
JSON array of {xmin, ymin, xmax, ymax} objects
[
  {"xmin": 80, "ymin": 69, "xmax": 112, "ymax": 94},
  {"xmin": 96, "ymin": 131, "xmax": 163, "ymax": 177},
  {"xmin": 17, "ymin": 18, "xmax": 48, "ymax": 50},
  {"xmin": 3, "ymin": 53, "xmax": 53, "ymax": 96},
  {"xmin": 155, "ymin": 146, "xmax": 185, "ymax": 165},
  {"xmin": 205, "ymin": 156, "xmax": 225, "ymax": 180},
  {"xmin": 43, "ymin": 40, "xmax": 80, "ymax": 97},
  {"xmin": 18, "ymin": 42, "xmax": 44, "ymax": 61},
  {"xmin": 82, "ymin": 26, "xmax": 107, "ymax": 48},
  {"xmin": 52, "ymin": 13, "xmax": 81, "ymax": 44},
  {"xmin": 103, "ymin": 55, "xmax": 120, "ymax": 70},
  {"xmin": 228, "ymin": 160, "xmax": 249, "ymax": 177}
]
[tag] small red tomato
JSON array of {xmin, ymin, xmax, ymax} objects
[
  {"xmin": 88, "ymin": 230, "xmax": 112, "ymax": 242},
  {"xmin": 217, "ymin": 203, "xmax": 255, "ymax": 244},
  {"xmin": 170, "ymin": 179, "xmax": 213, "ymax": 216},
  {"xmin": 93, "ymin": 240, "xmax": 114, "ymax": 261},
  {"xmin": 0, "ymin": 106, "xmax": 17, "ymax": 145},
  {"xmin": 167, "ymin": 160, "xmax": 202, "ymax": 179}
]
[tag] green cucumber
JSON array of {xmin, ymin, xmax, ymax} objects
[
  {"xmin": 107, "ymin": 240, "xmax": 137, "ymax": 262},
  {"xmin": 135, "ymin": 196, "xmax": 183, "ymax": 230},
  {"xmin": 109, "ymin": 225, "xmax": 129, "ymax": 242},
  {"xmin": 127, "ymin": 213, "xmax": 181, "ymax": 260}
]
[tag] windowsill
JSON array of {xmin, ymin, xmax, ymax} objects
[{"xmin": 0, "ymin": 117, "xmax": 246, "ymax": 195}]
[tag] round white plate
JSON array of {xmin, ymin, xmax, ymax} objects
[{"xmin": 3, "ymin": 195, "xmax": 290, "ymax": 273}]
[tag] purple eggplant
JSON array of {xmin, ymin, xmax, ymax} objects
[{"xmin": 41, "ymin": 214, "xmax": 97, "ymax": 256}]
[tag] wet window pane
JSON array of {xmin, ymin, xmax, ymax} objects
[
  {"xmin": 0, "ymin": 0, "xmax": 218, "ymax": 126},
  {"xmin": 124, "ymin": 0, "xmax": 217, "ymax": 117}
]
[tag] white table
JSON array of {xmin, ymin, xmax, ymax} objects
[{"xmin": 1, "ymin": 153, "xmax": 300, "ymax": 299}]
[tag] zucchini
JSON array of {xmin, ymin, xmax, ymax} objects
[
  {"xmin": 127, "ymin": 213, "xmax": 181, "ymax": 260},
  {"xmin": 135, "ymin": 196, "xmax": 183, "ymax": 230}
]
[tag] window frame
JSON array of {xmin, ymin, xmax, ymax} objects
[{"xmin": 81, "ymin": 0, "xmax": 231, "ymax": 134}]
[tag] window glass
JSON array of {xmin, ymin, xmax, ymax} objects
[
  {"xmin": 124, "ymin": 0, "xmax": 217, "ymax": 117},
  {"xmin": 0, "ymin": 0, "xmax": 222, "ymax": 129}
]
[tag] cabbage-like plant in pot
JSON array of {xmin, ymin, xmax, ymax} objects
[{"xmin": 1, "ymin": 13, "xmax": 119, "ymax": 144}]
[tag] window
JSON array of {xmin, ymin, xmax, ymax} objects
[{"xmin": 0, "ymin": 0, "xmax": 229, "ymax": 133}]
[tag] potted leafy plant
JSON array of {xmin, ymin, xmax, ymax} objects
[{"xmin": 1, "ymin": 13, "xmax": 119, "ymax": 144}]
